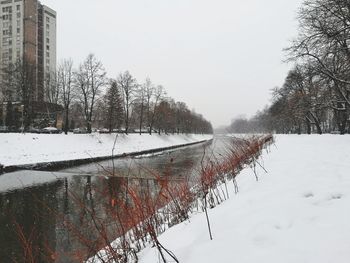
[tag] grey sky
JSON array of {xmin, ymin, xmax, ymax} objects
[{"xmin": 42, "ymin": 0, "xmax": 302, "ymax": 127}]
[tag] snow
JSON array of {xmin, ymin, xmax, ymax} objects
[
  {"xmin": 138, "ymin": 134, "xmax": 350, "ymax": 263},
  {"xmin": 0, "ymin": 133, "xmax": 212, "ymax": 167},
  {"xmin": 42, "ymin": 127, "xmax": 59, "ymax": 131},
  {"xmin": 0, "ymin": 170, "xmax": 72, "ymax": 193}
]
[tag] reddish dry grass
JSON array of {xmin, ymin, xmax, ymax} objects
[{"xmin": 14, "ymin": 134, "xmax": 273, "ymax": 263}]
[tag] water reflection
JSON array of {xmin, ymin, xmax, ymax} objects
[
  {"xmin": 61, "ymin": 140, "xmax": 216, "ymax": 178},
  {"xmin": 0, "ymin": 180, "xmax": 63, "ymax": 262},
  {"xmin": 0, "ymin": 139, "xmax": 229, "ymax": 262}
]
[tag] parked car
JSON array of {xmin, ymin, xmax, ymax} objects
[
  {"xmin": 98, "ymin": 128, "xmax": 110, "ymax": 134},
  {"xmin": 41, "ymin": 127, "xmax": 62, "ymax": 134},
  {"xmin": 73, "ymin": 128, "xmax": 88, "ymax": 134},
  {"xmin": 112, "ymin": 129, "xmax": 125, "ymax": 133},
  {"xmin": 28, "ymin": 127, "xmax": 41, "ymax": 133}
]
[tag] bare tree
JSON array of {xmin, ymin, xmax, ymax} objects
[
  {"xmin": 286, "ymin": 0, "xmax": 350, "ymax": 133},
  {"xmin": 136, "ymin": 81, "xmax": 148, "ymax": 135},
  {"xmin": 1, "ymin": 59, "xmax": 36, "ymax": 130},
  {"xmin": 148, "ymin": 85, "xmax": 165, "ymax": 135},
  {"xmin": 57, "ymin": 59, "xmax": 74, "ymax": 134},
  {"xmin": 75, "ymin": 54, "xmax": 107, "ymax": 133},
  {"xmin": 45, "ymin": 70, "xmax": 59, "ymax": 104},
  {"xmin": 116, "ymin": 71, "xmax": 137, "ymax": 134},
  {"xmin": 1, "ymin": 63, "xmax": 17, "ymax": 102},
  {"xmin": 144, "ymin": 78, "xmax": 154, "ymax": 131}
]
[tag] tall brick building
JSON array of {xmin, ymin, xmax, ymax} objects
[
  {"xmin": 0, "ymin": 0, "xmax": 56, "ymax": 102},
  {"xmin": 0, "ymin": 0, "xmax": 59, "ymax": 129}
]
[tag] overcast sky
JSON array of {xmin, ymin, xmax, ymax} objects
[{"xmin": 42, "ymin": 0, "xmax": 302, "ymax": 127}]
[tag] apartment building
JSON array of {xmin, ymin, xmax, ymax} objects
[
  {"xmin": 0, "ymin": 0, "xmax": 56, "ymax": 102},
  {"xmin": 38, "ymin": 3, "xmax": 56, "ymax": 102}
]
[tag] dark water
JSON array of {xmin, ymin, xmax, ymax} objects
[{"xmin": 0, "ymin": 137, "xmax": 229, "ymax": 263}]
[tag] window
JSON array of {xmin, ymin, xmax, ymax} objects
[
  {"xmin": 2, "ymin": 14, "xmax": 12, "ymax": 20},
  {"xmin": 16, "ymin": 28, "xmax": 20, "ymax": 34},
  {"xmin": 2, "ymin": 7, "xmax": 12, "ymax": 13},
  {"xmin": 16, "ymin": 12, "xmax": 21, "ymax": 18},
  {"xmin": 46, "ymin": 17, "xmax": 50, "ymax": 23},
  {"xmin": 16, "ymin": 5, "xmax": 20, "ymax": 11},
  {"xmin": 46, "ymin": 24, "xmax": 50, "ymax": 29},
  {"xmin": 46, "ymin": 45, "xmax": 49, "ymax": 50},
  {"xmin": 8, "ymin": 39, "xmax": 12, "ymax": 45},
  {"xmin": 46, "ymin": 38, "xmax": 49, "ymax": 43},
  {"xmin": 46, "ymin": 52, "xmax": 50, "ymax": 57}
]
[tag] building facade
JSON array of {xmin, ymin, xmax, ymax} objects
[
  {"xmin": 38, "ymin": 3, "xmax": 56, "ymax": 102},
  {"xmin": 0, "ymin": 0, "xmax": 56, "ymax": 102}
]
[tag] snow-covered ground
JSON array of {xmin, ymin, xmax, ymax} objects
[
  {"xmin": 0, "ymin": 133, "xmax": 212, "ymax": 167},
  {"xmin": 139, "ymin": 134, "xmax": 350, "ymax": 263},
  {"xmin": 0, "ymin": 170, "xmax": 72, "ymax": 193}
]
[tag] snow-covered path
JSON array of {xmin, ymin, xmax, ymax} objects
[
  {"xmin": 0, "ymin": 133, "xmax": 212, "ymax": 167},
  {"xmin": 139, "ymin": 135, "xmax": 350, "ymax": 263}
]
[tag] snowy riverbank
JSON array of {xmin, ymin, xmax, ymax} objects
[
  {"xmin": 0, "ymin": 133, "xmax": 212, "ymax": 168},
  {"xmin": 138, "ymin": 134, "xmax": 350, "ymax": 263}
]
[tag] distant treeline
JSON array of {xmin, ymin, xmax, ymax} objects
[
  {"xmin": 230, "ymin": 0, "xmax": 350, "ymax": 135},
  {"xmin": 1, "ymin": 55, "xmax": 212, "ymax": 135}
]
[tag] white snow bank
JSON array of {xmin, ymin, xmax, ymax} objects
[
  {"xmin": 0, "ymin": 133, "xmax": 212, "ymax": 167},
  {"xmin": 139, "ymin": 134, "xmax": 350, "ymax": 263},
  {"xmin": 0, "ymin": 170, "xmax": 71, "ymax": 193}
]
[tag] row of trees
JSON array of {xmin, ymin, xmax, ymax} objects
[
  {"xmin": 1, "ymin": 54, "xmax": 212, "ymax": 134},
  {"xmin": 230, "ymin": 0, "xmax": 350, "ymax": 135}
]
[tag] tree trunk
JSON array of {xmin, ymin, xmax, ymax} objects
[
  {"xmin": 335, "ymin": 107, "xmax": 348, "ymax": 135},
  {"xmin": 305, "ymin": 118, "xmax": 311, "ymax": 134},
  {"xmin": 315, "ymin": 121, "xmax": 322, "ymax": 135},
  {"xmin": 149, "ymin": 119, "xmax": 154, "ymax": 135},
  {"xmin": 108, "ymin": 109, "xmax": 113, "ymax": 133},
  {"xmin": 64, "ymin": 107, "xmax": 69, "ymax": 135},
  {"xmin": 125, "ymin": 106, "xmax": 129, "ymax": 134},
  {"xmin": 339, "ymin": 118, "xmax": 347, "ymax": 135},
  {"xmin": 87, "ymin": 121, "xmax": 92, "ymax": 133},
  {"xmin": 139, "ymin": 104, "xmax": 144, "ymax": 135},
  {"xmin": 309, "ymin": 111, "xmax": 322, "ymax": 134}
]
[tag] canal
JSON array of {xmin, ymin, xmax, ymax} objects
[{"xmin": 0, "ymin": 136, "xmax": 230, "ymax": 262}]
